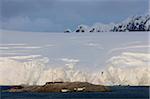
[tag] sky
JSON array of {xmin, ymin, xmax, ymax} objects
[{"xmin": 0, "ymin": 0, "xmax": 149, "ymax": 32}]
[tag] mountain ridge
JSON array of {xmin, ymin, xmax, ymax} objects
[{"xmin": 64, "ymin": 14, "xmax": 150, "ymax": 33}]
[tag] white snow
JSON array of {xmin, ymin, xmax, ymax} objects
[
  {"xmin": 66, "ymin": 14, "xmax": 150, "ymax": 32},
  {"xmin": 0, "ymin": 31, "xmax": 149, "ymax": 85},
  {"xmin": 0, "ymin": 52, "xmax": 149, "ymax": 85}
]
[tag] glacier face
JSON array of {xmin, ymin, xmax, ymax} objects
[
  {"xmin": 0, "ymin": 31, "xmax": 149, "ymax": 85},
  {"xmin": 0, "ymin": 52, "xmax": 149, "ymax": 86},
  {"xmin": 103, "ymin": 52, "xmax": 150, "ymax": 86}
]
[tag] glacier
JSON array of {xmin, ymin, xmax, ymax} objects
[
  {"xmin": 0, "ymin": 31, "xmax": 149, "ymax": 86},
  {"xmin": 0, "ymin": 52, "xmax": 149, "ymax": 86}
]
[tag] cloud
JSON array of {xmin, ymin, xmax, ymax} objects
[
  {"xmin": 1, "ymin": 0, "xmax": 55, "ymax": 18},
  {"xmin": 1, "ymin": 16, "xmax": 63, "ymax": 32},
  {"xmin": 1, "ymin": 0, "xmax": 148, "ymax": 32},
  {"xmin": 59, "ymin": 0, "xmax": 146, "ymax": 1}
]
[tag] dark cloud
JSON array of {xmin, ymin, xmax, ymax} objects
[
  {"xmin": 0, "ymin": 0, "xmax": 149, "ymax": 32},
  {"xmin": 1, "ymin": 0, "xmax": 55, "ymax": 18}
]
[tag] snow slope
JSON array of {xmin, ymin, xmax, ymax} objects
[{"xmin": 65, "ymin": 14, "xmax": 150, "ymax": 33}]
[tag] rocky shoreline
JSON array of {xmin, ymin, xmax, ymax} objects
[{"xmin": 7, "ymin": 82, "xmax": 110, "ymax": 92}]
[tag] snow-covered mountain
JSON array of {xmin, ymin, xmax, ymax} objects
[{"xmin": 64, "ymin": 15, "xmax": 150, "ymax": 33}]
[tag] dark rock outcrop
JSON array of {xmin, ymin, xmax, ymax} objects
[
  {"xmin": 65, "ymin": 14, "xmax": 150, "ymax": 33},
  {"xmin": 8, "ymin": 82, "xmax": 110, "ymax": 92}
]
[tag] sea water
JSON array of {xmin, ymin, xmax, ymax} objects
[{"xmin": 1, "ymin": 86, "xmax": 149, "ymax": 99}]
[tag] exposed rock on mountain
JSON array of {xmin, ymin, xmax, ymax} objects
[
  {"xmin": 65, "ymin": 14, "xmax": 150, "ymax": 32},
  {"xmin": 64, "ymin": 29, "xmax": 72, "ymax": 33}
]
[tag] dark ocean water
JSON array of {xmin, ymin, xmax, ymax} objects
[{"xmin": 0, "ymin": 86, "xmax": 149, "ymax": 99}]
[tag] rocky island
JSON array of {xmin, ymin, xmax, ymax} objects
[{"xmin": 7, "ymin": 82, "xmax": 110, "ymax": 92}]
